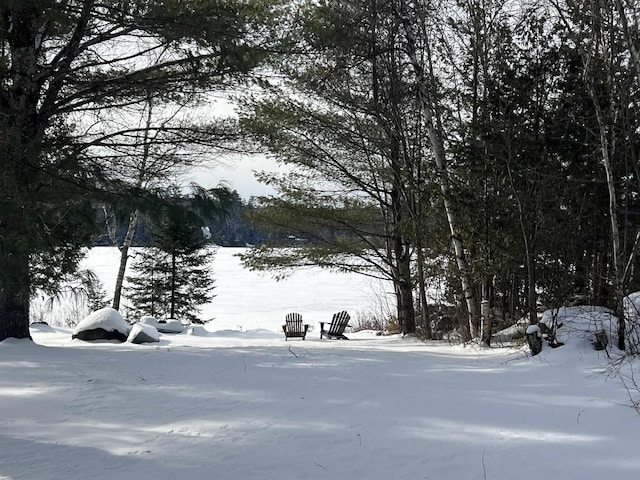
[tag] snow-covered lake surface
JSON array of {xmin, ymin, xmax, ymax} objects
[
  {"xmin": 3, "ymin": 249, "xmax": 640, "ymax": 480},
  {"xmin": 82, "ymin": 246, "xmax": 395, "ymax": 334}
]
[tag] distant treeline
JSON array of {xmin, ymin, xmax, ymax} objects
[{"xmin": 94, "ymin": 190, "xmax": 309, "ymax": 248}]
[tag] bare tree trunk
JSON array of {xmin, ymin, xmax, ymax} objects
[
  {"xmin": 396, "ymin": 2, "xmax": 479, "ymax": 337},
  {"xmin": 390, "ymin": 131, "xmax": 416, "ymax": 334},
  {"xmin": 0, "ymin": 3, "xmax": 44, "ymax": 341},
  {"xmin": 0, "ymin": 247, "xmax": 32, "ymax": 341},
  {"xmin": 480, "ymin": 283, "xmax": 492, "ymax": 346},
  {"xmin": 591, "ymin": 102, "xmax": 625, "ymax": 348},
  {"xmin": 416, "ymin": 248, "xmax": 432, "ymax": 339},
  {"xmin": 111, "ymin": 92, "xmax": 154, "ymax": 311},
  {"xmin": 170, "ymin": 251, "xmax": 177, "ymax": 319},
  {"xmin": 112, "ymin": 210, "xmax": 140, "ymax": 311},
  {"xmin": 396, "ymin": 246, "xmax": 416, "ymax": 335}
]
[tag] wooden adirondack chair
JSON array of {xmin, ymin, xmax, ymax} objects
[
  {"xmin": 320, "ymin": 311, "xmax": 351, "ymax": 339},
  {"xmin": 282, "ymin": 312, "xmax": 309, "ymax": 340}
]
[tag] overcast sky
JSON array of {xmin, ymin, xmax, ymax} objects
[
  {"xmin": 178, "ymin": 95, "xmax": 283, "ymax": 200},
  {"xmin": 184, "ymin": 153, "xmax": 278, "ymax": 200}
]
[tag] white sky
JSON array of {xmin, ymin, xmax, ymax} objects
[
  {"xmin": 176, "ymin": 93, "xmax": 283, "ymax": 199},
  {"xmin": 183, "ymin": 152, "xmax": 279, "ymax": 199}
]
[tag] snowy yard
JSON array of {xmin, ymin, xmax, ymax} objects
[
  {"xmin": 1, "ymin": 324, "xmax": 639, "ymax": 480},
  {"xmin": 3, "ymin": 247, "xmax": 640, "ymax": 479}
]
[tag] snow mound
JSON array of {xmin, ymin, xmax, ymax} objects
[
  {"xmin": 243, "ymin": 328, "xmax": 283, "ymax": 339},
  {"xmin": 541, "ymin": 305, "xmax": 616, "ymax": 347},
  {"xmin": 138, "ymin": 316, "xmax": 185, "ymax": 334},
  {"xmin": 156, "ymin": 319, "xmax": 185, "ymax": 334},
  {"xmin": 186, "ymin": 325, "xmax": 209, "ymax": 336},
  {"xmin": 72, "ymin": 307, "xmax": 131, "ymax": 342},
  {"xmin": 29, "ymin": 321, "xmax": 55, "ymax": 332},
  {"xmin": 139, "ymin": 315, "xmax": 159, "ymax": 326},
  {"xmin": 210, "ymin": 329, "xmax": 250, "ymax": 338},
  {"xmin": 127, "ymin": 323, "xmax": 160, "ymax": 344}
]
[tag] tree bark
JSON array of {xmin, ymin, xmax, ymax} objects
[
  {"xmin": 112, "ymin": 210, "xmax": 140, "ymax": 311},
  {"xmin": 0, "ymin": 246, "xmax": 32, "ymax": 340},
  {"xmin": 0, "ymin": 2, "xmax": 42, "ymax": 341},
  {"xmin": 582, "ymin": 15, "xmax": 625, "ymax": 349},
  {"xmin": 480, "ymin": 284, "xmax": 492, "ymax": 347},
  {"xmin": 416, "ymin": 248, "xmax": 432, "ymax": 339},
  {"xmin": 170, "ymin": 251, "xmax": 177, "ymax": 319},
  {"xmin": 396, "ymin": 2, "xmax": 478, "ymax": 337}
]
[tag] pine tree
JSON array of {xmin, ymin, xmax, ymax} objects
[
  {"xmin": 127, "ymin": 204, "xmax": 215, "ymax": 324},
  {"xmin": 239, "ymin": 0, "xmax": 434, "ymax": 334}
]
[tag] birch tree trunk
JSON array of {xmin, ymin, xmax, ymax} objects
[
  {"xmin": 589, "ymin": 94, "xmax": 625, "ymax": 349},
  {"xmin": 579, "ymin": 1, "xmax": 624, "ymax": 349},
  {"xmin": 396, "ymin": 1, "xmax": 479, "ymax": 337},
  {"xmin": 416, "ymin": 247, "xmax": 433, "ymax": 339},
  {"xmin": 112, "ymin": 210, "xmax": 140, "ymax": 311},
  {"xmin": 111, "ymin": 93, "xmax": 155, "ymax": 311}
]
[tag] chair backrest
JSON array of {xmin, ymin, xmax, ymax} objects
[
  {"xmin": 285, "ymin": 312, "xmax": 304, "ymax": 331},
  {"xmin": 329, "ymin": 311, "xmax": 350, "ymax": 334}
]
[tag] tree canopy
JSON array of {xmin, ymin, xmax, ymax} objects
[
  {"xmin": 0, "ymin": 0, "xmax": 284, "ymax": 340},
  {"xmin": 238, "ymin": 0, "xmax": 640, "ymax": 345}
]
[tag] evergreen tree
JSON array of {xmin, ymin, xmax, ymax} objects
[
  {"xmin": 239, "ymin": 0, "xmax": 440, "ymax": 334},
  {"xmin": 127, "ymin": 199, "xmax": 216, "ymax": 324}
]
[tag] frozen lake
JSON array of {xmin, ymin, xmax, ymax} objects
[{"xmin": 76, "ymin": 246, "xmax": 395, "ymax": 334}]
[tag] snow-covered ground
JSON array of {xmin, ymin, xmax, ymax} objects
[
  {"xmin": 2, "ymin": 248, "xmax": 640, "ymax": 479},
  {"xmin": 2, "ymin": 325, "xmax": 639, "ymax": 480}
]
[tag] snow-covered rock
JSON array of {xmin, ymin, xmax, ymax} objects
[
  {"xmin": 492, "ymin": 319, "xmax": 527, "ymax": 343},
  {"xmin": 525, "ymin": 324, "xmax": 543, "ymax": 355},
  {"xmin": 156, "ymin": 319, "xmax": 185, "ymax": 334},
  {"xmin": 540, "ymin": 305, "xmax": 616, "ymax": 349},
  {"xmin": 72, "ymin": 307, "xmax": 131, "ymax": 342},
  {"xmin": 138, "ymin": 316, "xmax": 185, "ymax": 334},
  {"xmin": 127, "ymin": 323, "xmax": 160, "ymax": 344}
]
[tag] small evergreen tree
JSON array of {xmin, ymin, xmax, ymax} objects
[{"xmin": 127, "ymin": 201, "xmax": 216, "ymax": 324}]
